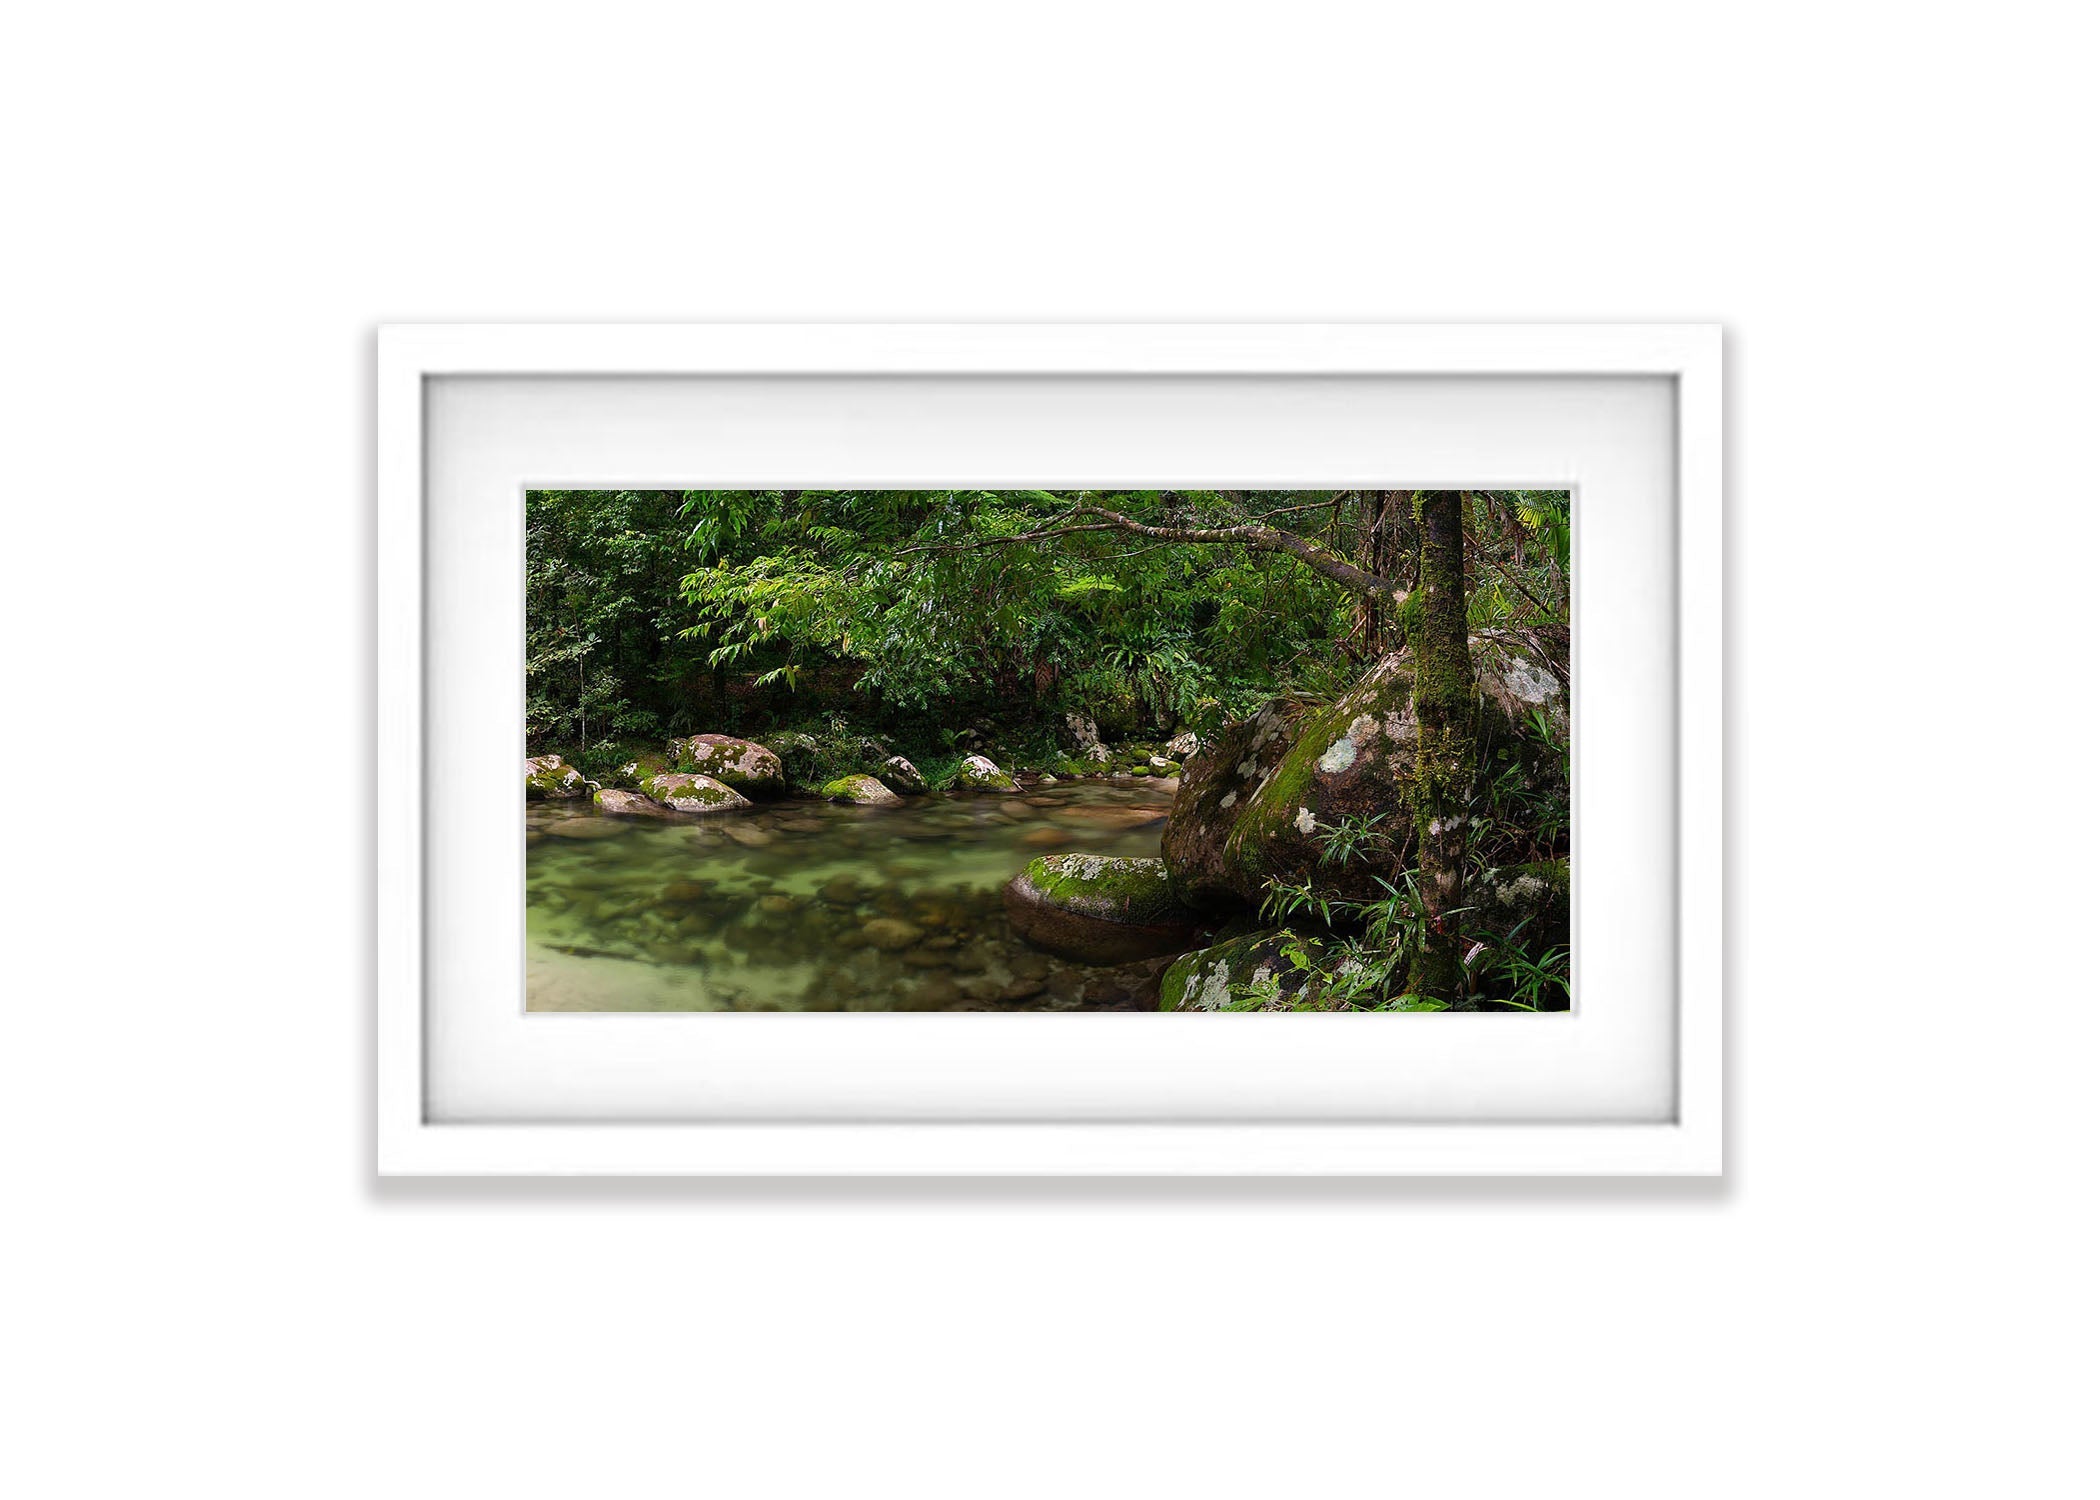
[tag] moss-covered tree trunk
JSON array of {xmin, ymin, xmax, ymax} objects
[{"xmin": 1405, "ymin": 490, "xmax": 1476, "ymax": 1005}]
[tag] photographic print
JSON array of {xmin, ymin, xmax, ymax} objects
[{"xmin": 524, "ymin": 489, "xmax": 1570, "ymax": 1014}]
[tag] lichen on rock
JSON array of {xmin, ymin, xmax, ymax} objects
[
  {"xmin": 666, "ymin": 734, "xmax": 786, "ymax": 798},
  {"xmin": 876, "ymin": 756, "xmax": 927, "ymax": 795},
  {"xmin": 643, "ymin": 770, "xmax": 753, "ymax": 815},
  {"xmin": 1158, "ymin": 698, "xmax": 1304, "ymax": 912},
  {"xmin": 822, "ymin": 773, "xmax": 901, "ymax": 806},
  {"xmin": 1002, "ymin": 854, "xmax": 1198, "ymax": 965},
  {"xmin": 1158, "ymin": 928, "xmax": 1334, "ymax": 1012},
  {"xmin": 526, "ymin": 754, "xmax": 588, "ymax": 800},
  {"xmin": 610, "ymin": 751, "xmax": 670, "ymax": 790},
  {"xmin": 1162, "ymin": 633, "xmax": 1566, "ymax": 914},
  {"xmin": 955, "ymin": 754, "xmax": 1018, "ymax": 791}
]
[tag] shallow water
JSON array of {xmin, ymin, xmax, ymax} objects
[{"xmin": 526, "ymin": 777, "xmax": 1182, "ymax": 1011}]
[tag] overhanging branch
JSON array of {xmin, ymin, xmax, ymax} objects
[{"xmin": 895, "ymin": 501, "xmax": 1408, "ymax": 607}]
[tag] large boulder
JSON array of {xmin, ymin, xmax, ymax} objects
[
  {"xmin": 876, "ymin": 756, "xmax": 927, "ymax": 795},
  {"xmin": 1158, "ymin": 700, "xmax": 1303, "ymax": 911},
  {"xmin": 1472, "ymin": 632, "xmax": 1569, "ymax": 739},
  {"xmin": 1214, "ymin": 651, "xmax": 1421, "ymax": 906},
  {"xmin": 1002, "ymin": 854, "xmax": 1198, "ymax": 965},
  {"xmin": 1165, "ymin": 731, "xmax": 1199, "ymax": 758},
  {"xmin": 1158, "ymin": 928, "xmax": 1339, "ymax": 1012},
  {"xmin": 1163, "ymin": 636, "xmax": 1565, "ymax": 911},
  {"xmin": 666, "ymin": 734, "xmax": 786, "ymax": 798},
  {"xmin": 643, "ymin": 771, "xmax": 752, "ymax": 815},
  {"xmin": 955, "ymin": 754, "xmax": 1017, "ymax": 791},
  {"xmin": 822, "ymin": 774, "xmax": 901, "ymax": 806},
  {"xmin": 525, "ymin": 754, "xmax": 588, "ymax": 800}
]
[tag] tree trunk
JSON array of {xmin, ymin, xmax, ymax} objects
[
  {"xmin": 1352, "ymin": 490, "xmax": 1416, "ymax": 657},
  {"xmin": 1405, "ymin": 490, "xmax": 1476, "ymax": 1006}
]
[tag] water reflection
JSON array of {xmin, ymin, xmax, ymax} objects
[{"xmin": 526, "ymin": 778, "xmax": 1181, "ymax": 1011}]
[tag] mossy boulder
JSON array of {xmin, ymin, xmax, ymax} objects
[
  {"xmin": 1001, "ymin": 854, "xmax": 1198, "ymax": 965},
  {"xmin": 592, "ymin": 788, "xmax": 670, "ymax": 817},
  {"xmin": 611, "ymin": 751, "xmax": 671, "ymax": 790},
  {"xmin": 1158, "ymin": 929, "xmax": 1337, "ymax": 1012},
  {"xmin": 876, "ymin": 756, "xmax": 927, "ymax": 795},
  {"xmin": 666, "ymin": 734, "xmax": 786, "ymax": 798},
  {"xmin": 1472, "ymin": 631, "xmax": 1568, "ymax": 740},
  {"xmin": 1216, "ymin": 651, "xmax": 1422, "ymax": 906},
  {"xmin": 643, "ymin": 771, "xmax": 752, "ymax": 815},
  {"xmin": 822, "ymin": 774, "xmax": 901, "ymax": 806},
  {"xmin": 1158, "ymin": 699, "xmax": 1303, "ymax": 911},
  {"xmin": 1164, "ymin": 636, "xmax": 1565, "ymax": 912},
  {"xmin": 525, "ymin": 754, "xmax": 588, "ymax": 800},
  {"xmin": 956, "ymin": 754, "xmax": 1017, "ymax": 791}
]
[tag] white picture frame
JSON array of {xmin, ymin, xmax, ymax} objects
[{"xmin": 378, "ymin": 323, "xmax": 1722, "ymax": 1176}]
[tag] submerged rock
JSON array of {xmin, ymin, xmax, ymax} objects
[
  {"xmin": 819, "ymin": 874, "xmax": 863, "ymax": 904},
  {"xmin": 525, "ymin": 754, "xmax": 589, "ymax": 800},
  {"xmin": 955, "ymin": 754, "xmax": 1017, "ymax": 791},
  {"xmin": 643, "ymin": 771, "xmax": 753, "ymax": 815},
  {"xmin": 859, "ymin": 917, "xmax": 924, "ymax": 952},
  {"xmin": 1158, "ymin": 929, "xmax": 1337, "ymax": 1012},
  {"xmin": 666, "ymin": 734, "xmax": 786, "ymax": 798},
  {"xmin": 822, "ymin": 774, "xmax": 901, "ymax": 806},
  {"xmin": 876, "ymin": 756, "xmax": 928, "ymax": 795},
  {"xmin": 542, "ymin": 817, "xmax": 631, "ymax": 841},
  {"xmin": 592, "ymin": 788, "xmax": 669, "ymax": 817},
  {"xmin": 1001, "ymin": 853, "xmax": 1198, "ymax": 965}
]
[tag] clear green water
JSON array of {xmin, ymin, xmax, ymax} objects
[{"xmin": 526, "ymin": 778, "xmax": 1181, "ymax": 1011}]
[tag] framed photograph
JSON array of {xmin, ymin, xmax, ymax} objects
[{"xmin": 377, "ymin": 324, "xmax": 1721, "ymax": 1175}]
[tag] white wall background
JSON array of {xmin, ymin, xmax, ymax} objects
[{"xmin": 4, "ymin": 4, "xmax": 2091, "ymax": 1496}]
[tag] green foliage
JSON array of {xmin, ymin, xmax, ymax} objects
[
  {"xmin": 526, "ymin": 490, "xmax": 717, "ymax": 755},
  {"xmin": 670, "ymin": 489, "xmax": 1370, "ymax": 739},
  {"xmin": 527, "ymin": 486, "xmax": 1572, "ymax": 1016},
  {"xmin": 1248, "ymin": 700, "xmax": 1571, "ymax": 1014},
  {"xmin": 529, "ymin": 488, "xmax": 1572, "ymax": 767}
]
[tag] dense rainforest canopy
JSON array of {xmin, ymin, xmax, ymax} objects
[
  {"xmin": 527, "ymin": 488, "xmax": 1572, "ymax": 1010},
  {"xmin": 528, "ymin": 488, "xmax": 1568, "ymax": 757}
]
